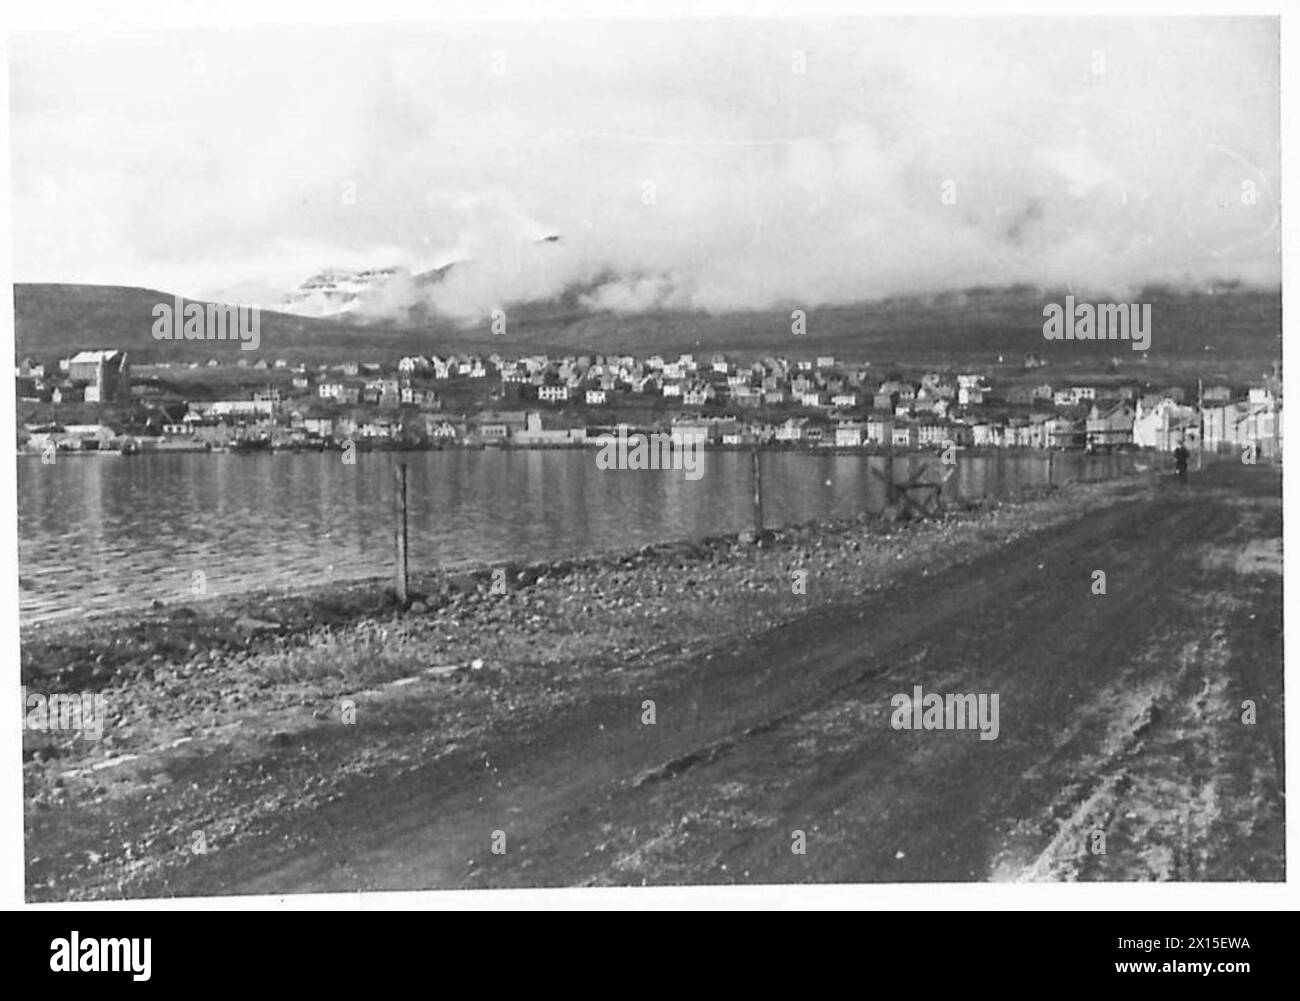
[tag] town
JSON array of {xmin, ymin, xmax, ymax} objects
[{"xmin": 15, "ymin": 346, "xmax": 1282, "ymax": 458}]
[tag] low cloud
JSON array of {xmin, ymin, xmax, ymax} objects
[{"xmin": 10, "ymin": 18, "xmax": 1280, "ymax": 319}]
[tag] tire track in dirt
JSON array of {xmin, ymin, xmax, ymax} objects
[
  {"xmin": 494, "ymin": 469, "xmax": 1274, "ymax": 887},
  {"xmin": 459, "ymin": 484, "xmax": 1231, "ymax": 886}
]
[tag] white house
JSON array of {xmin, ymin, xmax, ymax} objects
[
  {"xmin": 891, "ymin": 425, "xmax": 919, "ymax": 449},
  {"xmin": 775, "ymin": 418, "xmax": 809, "ymax": 442},
  {"xmin": 834, "ymin": 423, "xmax": 864, "ymax": 447},
  {"xmin": 1133, "ymin": 397, "xmax": 1198, "ymax": 450}
]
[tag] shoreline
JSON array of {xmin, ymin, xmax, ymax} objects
[
  {"xmin": 17, "ymin": 447, "xmax": 1148, "ymax": 629},
  {"xmin": 15, "ymin": 441, "xmax": 1151, "ymax": 458},
  {"xmin": 21, "ymin": 472, "xmax": 1149, "ymax": 686}
]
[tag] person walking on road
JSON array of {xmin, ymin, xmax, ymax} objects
[{"xmin": 1173, "ymin": 439, "xmax": 1190, "ymax": 482}]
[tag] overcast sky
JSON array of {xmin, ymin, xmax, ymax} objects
[{"xmin": 8, "ymin": 17, "xmax": 1280, "ymax": 317}]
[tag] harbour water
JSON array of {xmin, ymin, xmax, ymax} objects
[{"xmin": 17, "ymin": 448, "xmax": 1127, "ymax": 624}]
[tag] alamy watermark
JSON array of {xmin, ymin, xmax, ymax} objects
[
  {"xmin": 50, "ymin": 933, "xmax": 151, "ymax": 981},
  {"xmin": 594, "ymin": 428, "xmax": 704, "ymax": 481},
  {"xmin": 21, "ymin": 687, "xmax": 106, "ymax": 740},
  {"xmin": 151, "ymin": 297, "xmax": 260, "ymax": 351},
  {"xmin": 1042, "ymin": 296, "xmax": 1151, "ymax": 351},
  {"xmin": 890, "ymin": 685, "xmax": 999, "ymax": 740}
]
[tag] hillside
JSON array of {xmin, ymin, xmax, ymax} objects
[{"xmin": 13, "ymin": 282, "xmax": 1281, "ymax": 379}]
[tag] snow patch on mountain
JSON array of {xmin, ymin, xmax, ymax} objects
[{"xmin": 280, "ymin": 267, "xmax": 402, "ymax": 317}]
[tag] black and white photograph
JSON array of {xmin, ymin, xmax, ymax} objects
[{"xmin": 3, "ymin": 2, "xmax": 1287, "ymax": 917}]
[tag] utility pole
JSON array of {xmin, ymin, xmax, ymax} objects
[
  {"xmin": 751, "ymin": 446, "xmax": 764, "ymax": 535},
  {"xmin": 1197, "ymin": 377, "xmax": 1205, "ymax": 471},
  {"xmin": 394, "ymin": 461, "xmax": 409, "ymax": 605}
]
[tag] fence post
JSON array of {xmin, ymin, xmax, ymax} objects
[
  {"xmin": 394, "ymin": 461, "xmax": 409, "ymax": 605},
  {"xmin": 751, "ymin": 446, "xmax": 764, "ymax": 534}
]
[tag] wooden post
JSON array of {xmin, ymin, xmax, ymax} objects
[
  {"xmin": 394, "ymin": 461, "xmax": 409, "ymax": 605},
  {"xmin": 751, "ymin": 447, "xmax": 764, "ymax": 534},
  {"xmin": 1047, "ymin": 449, "xmax": 1054, "ymax": 488},
  {"xmin": 886, "ymin": 448, "xmax": 896, "ymax": 506},
  {"xmin": 1272, "ymin": 389, "xmax": 1279, "ymax": 466}
]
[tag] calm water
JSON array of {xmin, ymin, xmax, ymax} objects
[{"xmin": 17, "ymin": 448, "xmax": 1114, "ymax": 624}]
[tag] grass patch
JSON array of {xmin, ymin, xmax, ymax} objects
[{"xmin": 256, "ymin": 623, "xmax": 437, "ymax": 685}]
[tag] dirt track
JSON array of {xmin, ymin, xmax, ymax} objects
[{"xmin": 25, "ymin": 462, "xmax": 1283, "ymax": 896}]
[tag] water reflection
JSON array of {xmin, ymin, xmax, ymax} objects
[{"xmin": 17, "ymin": 449, "xmax": 1124, "ymax": 623}]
